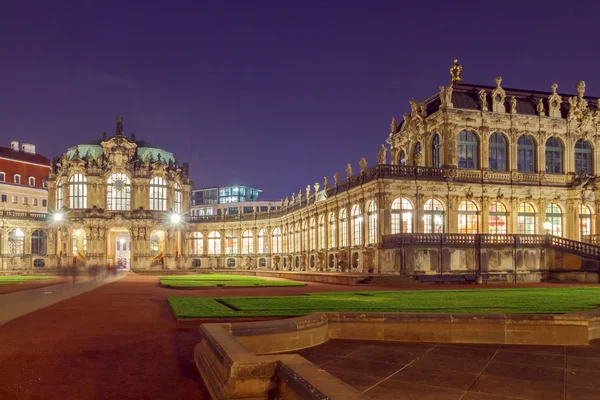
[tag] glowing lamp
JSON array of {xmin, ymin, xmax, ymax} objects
[
  {"xmin": 543, "ymin": 221, "xmax": 552, "ymax": 234},
  {"xmin": 170, "ymin": 213, "xmax": 181, "ymax": 223},
  {"xmin": 53, "ymin": 212, "xmax": 63, "ymax": 222}
]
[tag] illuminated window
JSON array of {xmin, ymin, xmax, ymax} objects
[
  {"xmin": 190, "ymin": 232, "xmax": 203, "ymax": 255},
  {"xmin": 391, "ymin": 198, "xmax": 413, "ymax": 234},
  {"xmin": 339, "ymin": 209, "xmax": 348, "ymax": 247},
  {"xmin": 545, "ymin": 137, "xmax": 563, "ymax": 174},
  {"xmin": 546, "ymin": 203, "xmax": 562, "ymax": 237},
  {"xmin": 289, "ymin": 226, "xmax": 295, "ymax": 253},
  {"xmin": 319, "ymin": 216, "xmax": 326, "ymax": 249},
  {"xmin": 488, "ymin": 133, "xmax": 507, "ymax": 171},
  {"xmin": 31, "ymin": 230, "xmax": 47, "ymax": 255},
  {"xmin": 458, "ymin": 130, "xmax": 479, "ymax": 169},
  {"xmin": 8, "ymin": 228, "xmax": 25, "ymax": 255},
  {"xmin": 173, "ymin": 183, "xmax": 182, "ymax": 214},
  {"xmin": 578, "ymin": 205, "xmax": 592, "ymax": 241},
  {"xmin": 107, "ymin": 173, "xmax": 131, "ymax": 211},
  {"xmin": 432, "ymin": 134, "xmax": 441, "ymax": 168},
  {"xmin": 488, "ymin": 201, "xmax": 508, "ymax": 234},
  {"xmin": 208, "ymin": 231, "xmax": 221, "ymax": 255},
  {"xmin": 258, "ymin": 229, "xmax": 267, "ymax": 253},
  {"xmin": 69, "ymin": 174, "xmax": 87, "ymax": 209},
  {"xmin": 295, "ymin": 223, "xmax": 301, "ymax": 252},
  {"xmin": 518, "ymin": 135, "xmax": 536, "ymax": 173},
  {"xmin": 367, "ymin": 201, "xmax": 377, "ymax": 244},
  {"xmin": 310, "ymin": 218, "xmax": 316, "ymax": 251},
  {"xmin": 351, "ymin": 205, "xmax": 363, "ymax": 246},
  {"xmin": 226, "ymin": 232, "xmax": 238, "ymax": 254},
  {"xmin": 328, "ymin": 213, "xmax": 337, "ymax": 249},
  {"xmin": 149, "ymin": 177, "xmax": 167, "ymax": 211},
  {"xmin": 458, "ymin": 200, "xmax": 479, "ymax": 234},
  {"xmin": 575, "ymin": 140, "xmax": 593, "ymax": 175},
  {"xmin": 56, "ymin": 179, "xmax": 63, "ymax": 209},
  {"xmin": 302, "ymin": 222, "xmax": 308, "ymax": 251},
  {"xmin": 518, "ymin": 203, "xmax": 536, "ymax": 234},
  {"xmin": 424, "ymin": 199, "xmax": 445, "ymax": 233},
  {"xmin": 242, "ymin": 230, "xmax": 253, "ymax": 254},
  {"xmin": 271, "ymin": 228, "xmax": 282, "ymax": 254}
]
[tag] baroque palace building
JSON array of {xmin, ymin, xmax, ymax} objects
[{"xmin": 1, "ymin": 61, "xmax": 599, "ymax": 280}]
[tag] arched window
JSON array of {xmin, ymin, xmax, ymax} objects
[
  {"xmin": 8, "ymin": 228, "xmax": 25, "ymax": 255},
  {"xmin": 271, "ymin": 228, "xmax": 282, "ymax": 254},
  {"xmin": 517, "ymin": 135, "xmax": 536, "ymax": 173},
  {"xmin": 432, "ymin": 134, "xmax": 441, "ymax": 168},
  {"xmin": 399, "ymin": 150, "xmax": 406, "ymax": 166},
  {"xmin": 295, "ymin": 223, "xmax": 301, "ymax": 252},
  {"xmin": 545, "ymin": 137, "xmax": 563, "ymax": 174},
  {"xmin": 258, "ymin": 229, "xmax": 267, "ymax": 253},
  {"xmin": 310, "ymin": 218, "xmax": 316, "ymax": 251},
  {"xmin": 518, "ymin": 203, "xmax": 536, "ymax": 234},
  {"xmin": 546, "ymin": 204, "xmax": 563, "ymax": 236},
  {"xmin": 424, "ymin": 199, "xmax": 444, "ymax": 233},
  {"xmin": 69, "ymin": 174, "xmax": 87, "ymax": 209},
  {"xmin": 488, "ymin": 133, "xmax": 507, "ymax": 171},
  {"xmin": 319, "ymin": 216, "xmax": 326, "ymax": 249},
  {"xmin": 488, "ymin": 201, "xmax": 507, "ymax": 234},
  {"xmin": 458, "ymin": 130, "xmax": 479, "ymax": 169},
  {"xmin": 56, "ymin": 179, "xmax": 63, "ymax": 209},
  {"xmin": 173, "ymin": 183, "xmax": 182, "ymax": 214},
  {"xmin": 226, "ymin": 232, "xmax": 238, "ymax": 254},
  {"xmin": 0, "ymin": 172, "xmax": 4, "ymax": 182},
  {"xmin": 149, "ymin": 177, "xmax": 167, "ymax": 211},
  {"xmin": 578, "ymin": 205, "xmax": 592, "ymax": 241},
  {"xmin": 328, "ymin": 212, "xmax": 337, "ymax": 249},
  {"xmin": 575, "ymin": 140, "xmax": 593, "ymax": 175},
  {"xmin": 302, "ymin": 222, "xmax": 308, "ymax": 251},
  {"xmin": 351, "ymin": 205, "xmax": 363, "ymax": 246},
  {"xmin": 391, "ymin": 198, "xmax": 413, "ymax": 234},
  {"xmin": 458, "ymin": 200, "xmax": 479, "ymax": 234},
  {"xmin": 367, "ymin": 201, "xmax": 377, "ymax": 244},
  {"xmin": 31, "ymin": 230, "xmax": 47, "ymax": 255},
  {"xmin": 190, "ymin": 232, "xmax": 203, "ymax": 255},
  {"xmin": 72, "ymin": 229, "xmax": 87, "ymax": 256},
  {"xmin": 149, "ymin": 232, "xmax": 160, "ymax": 256},
  {"xmin": 412, "ymin": 142, "xmax": 422, "ymax": 165},
  {"xmin": 339, "ymin": 209, "xmax": 349, "ymax": 247},
  {"xmin": 107, "ymin": 173, "xmax": 131, "ymax": 211},
  {"xmin": 242, "ymin": 230, "xmax": 253, "ymax": 254},
  {"xmin": 289, "ymin": 226, "xmax": 295, "ymax": 253},
  {"xmin": 208, "ymin": 231, "xmax": 221, "ymax": 255}
]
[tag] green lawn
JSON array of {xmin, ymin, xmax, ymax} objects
[
  {"xmin": 168, "ymin": 287, "xmax": 600, "ymax": 318},
  {"xmin": 0, "ymin": 276, "xmax": 55, "ymax": 285},
  {"xmin": 159, "ymin": 274, "xmax": 305, "ymax": 288}
]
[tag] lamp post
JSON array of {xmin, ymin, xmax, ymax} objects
[{"xmin": 543, "ymin": 220, "xmax": 552, "ymax": 235}]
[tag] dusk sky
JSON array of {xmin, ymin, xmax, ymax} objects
[{"xmin": 1, "ymin": 1, "xmax": 599, "ymax": 200}]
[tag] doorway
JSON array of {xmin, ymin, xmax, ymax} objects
[{"xmin": 107, "ymin": 227, "xmax": 131, "ymax": 270}]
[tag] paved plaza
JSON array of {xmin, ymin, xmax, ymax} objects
[{"xmin": 1, "ymin": 275, "xmax": 599, "ymax": 399}]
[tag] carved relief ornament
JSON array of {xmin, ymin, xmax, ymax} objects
[{"xmin": 491, "ymin": 77, "xmax": 506, "ymax": 113}]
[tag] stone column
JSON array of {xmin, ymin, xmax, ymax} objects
[
  {"xmin": 566, "ymin": 198, "xmax": 577, "ymax": 240},
  {"xmin": 538, "ymin": 200, "xmax": 547, "ymax": 235},
  {"xmin": 481, "ymin": 197, "xmax": 489, "ymax": 234},
  {"xmin": 415, "ymin": 194, "xmax": 424, "ymax": 233},
  {"xmin": 510, "ymin": 197, "xmax": 519, "ymax": 234},
  {"xmin": 447, "ymin": 195, "xmax": 459, "ymax": 233}
]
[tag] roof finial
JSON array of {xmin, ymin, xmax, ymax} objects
[
  {"xmin": 116, "ymin": 116, "xmax": 123, "ymax": 136},
  {"xmin": 450, "ymin": 59, "xmax": 463, "ymax": 83}
]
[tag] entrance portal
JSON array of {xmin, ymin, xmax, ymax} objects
[{"xmin": 107, "ymin": 227, "xmax": 132, "ymax": 270}]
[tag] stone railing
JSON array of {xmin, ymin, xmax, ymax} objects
[
  {"xmin": 382, "ymin": 233, "xmax": 600, "ymax": 260},
  {"xmin": 0, "ymin": 210, "xmax": 48, "ymax": 221},
  {"xmin": 583, "ymin": 235, "xmax": 600, "ymax": 245}
]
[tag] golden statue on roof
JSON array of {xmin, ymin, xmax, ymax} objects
[{"xmin": 450, "ymin": 59, "xmax": 463, "ymax": 83}]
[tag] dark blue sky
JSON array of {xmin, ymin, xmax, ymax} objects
[{"xmin": 1, "ymin": 1, "xmax": 599, "ymax": 200}]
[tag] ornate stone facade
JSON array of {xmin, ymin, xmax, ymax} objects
[{"xmin": 1, "ymin": 64, "xmax": 599, "ymax": 278}]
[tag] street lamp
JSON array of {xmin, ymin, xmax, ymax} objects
[
  {"xmin": 170, "ymin": 213, "xmax": 181, "ymax": 223},
  {"xmin": 53, "ymin": 212, "xmax": 63, "ymax": 222},
  {"xmin": 543, "ymin": 220, "xmax": 552, "ymax": 235}
]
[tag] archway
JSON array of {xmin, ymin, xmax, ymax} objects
[{"xmin": 107, "ymin": 227, "xmax": 132, "ymax": 270}]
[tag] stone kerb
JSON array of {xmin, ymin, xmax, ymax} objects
[{"xmin": 194, "ymin": 310, "xmax": 600, "ymax": 399}]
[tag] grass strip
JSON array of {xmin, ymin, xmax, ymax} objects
[
  {"xmin": 159, "ymin": 274, "xmax": 305, "ymax": 288},
  {"xmin": 0, "ymin": 276, "xmax": 55, "ymax": 284},
  {"xmin": 168, "ymin": 287, "xmax": 600, "ymax": 318}
]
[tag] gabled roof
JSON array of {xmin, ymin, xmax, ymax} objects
[{"xmin": 0, "ymin": 146, "xmax": 50, "ymax": 167}]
